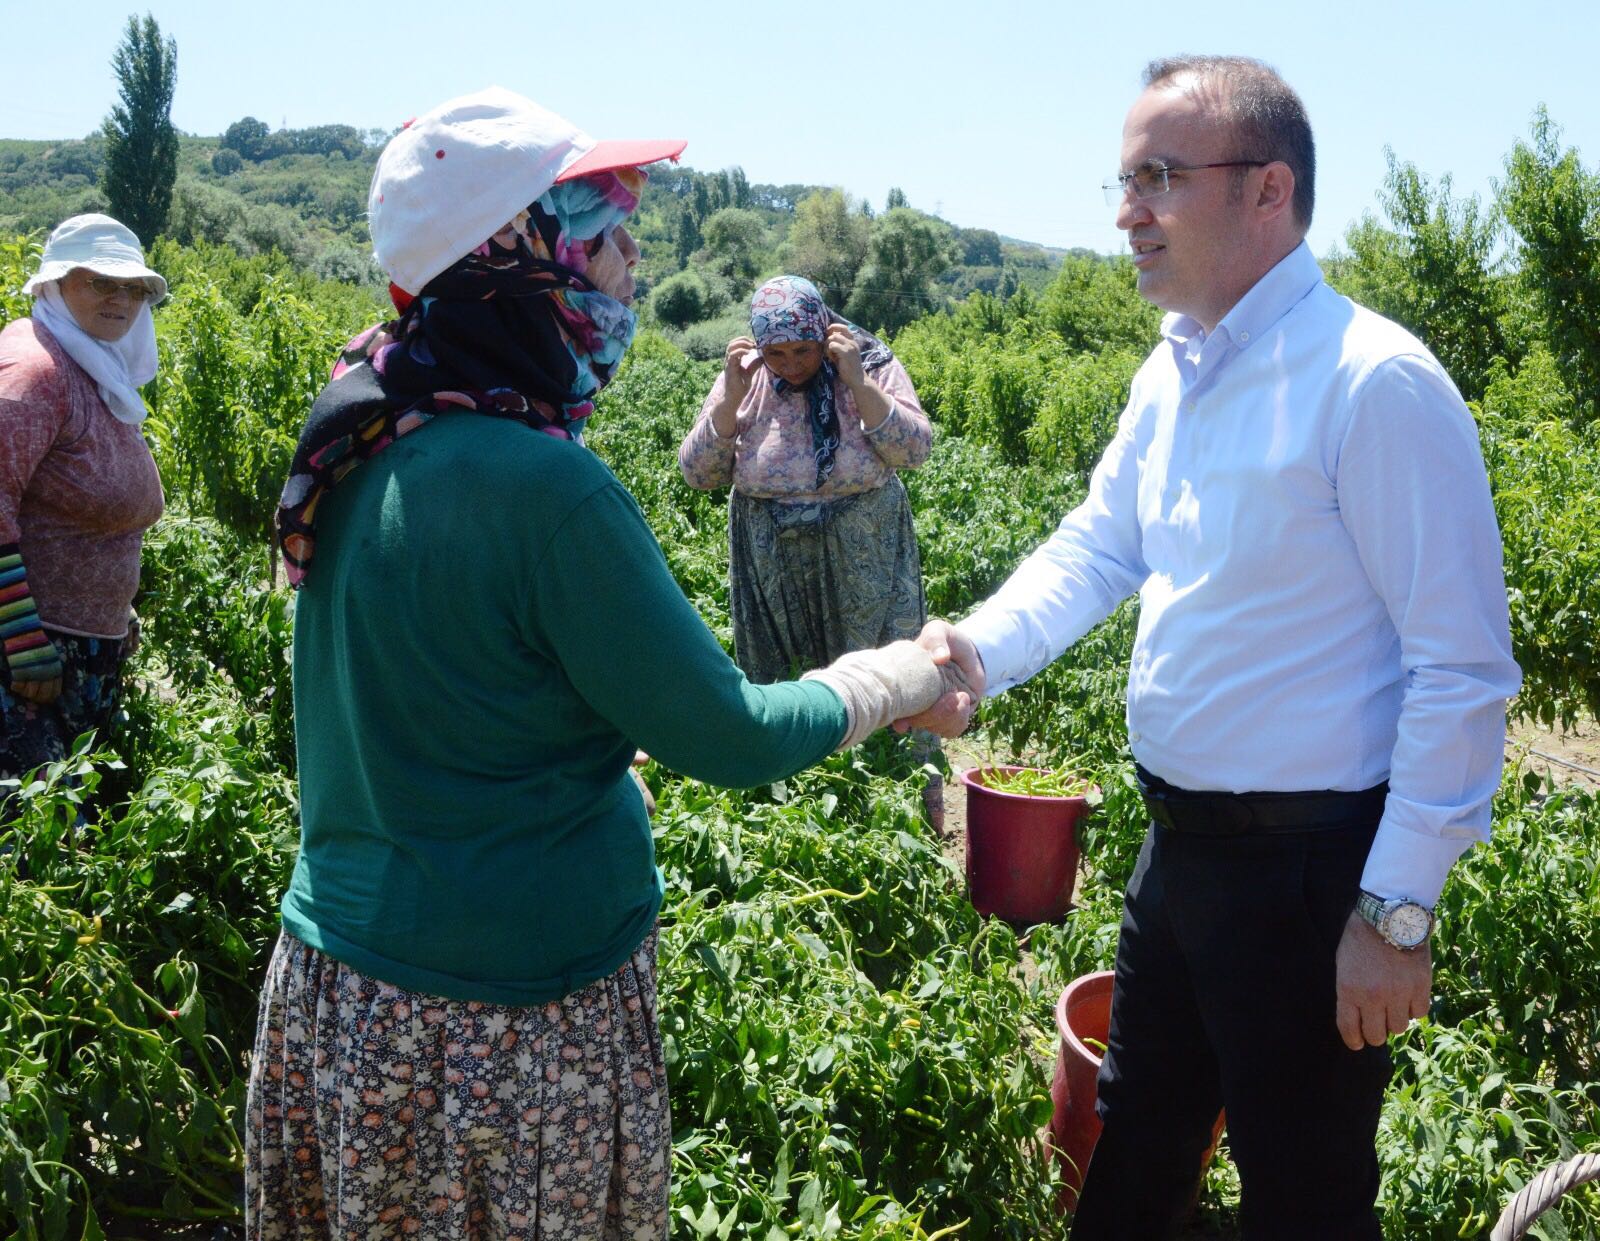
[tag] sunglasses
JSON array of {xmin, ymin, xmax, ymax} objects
[{"xmin": 82, "ymin": 275, "xmax": 154, "ymax": 302}]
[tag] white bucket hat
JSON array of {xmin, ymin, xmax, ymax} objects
[
  {"xmin": 368, "ymin": 85, "xmax": 685, "ymax": 295},
  {"xmin": 22, "ymin": 213, "xmax": 168, "ymax": 303}
]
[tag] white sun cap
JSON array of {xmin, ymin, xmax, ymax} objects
[
  {"xmin": 22, "ymin": 213, "xmax": 168, "ymax": 303},
  {"xmin": 368, "ymin": 86, "xmax": 685, "ymax": 295}
]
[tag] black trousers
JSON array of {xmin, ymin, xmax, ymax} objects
[{"xmin": 1070, "ymin": 812, "xmax": 1392, "ymax": 1241}]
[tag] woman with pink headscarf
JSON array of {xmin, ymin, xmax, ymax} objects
[{"xmin": 678, "ymin": 275, "xmax": 942, "ymax": 822}]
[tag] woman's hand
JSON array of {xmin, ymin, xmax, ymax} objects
[
  {"xmin": 714, "ymin": 337, "xmax": 761, "ymax": 437},
  {"xmin": 721, "ymin": 337, "xmax": 761, "ymax": 402},
  {"xmin": 826, "ymin": 324, "xmax": 865, "ymax": 390},
  {"xmin": 828, "ymin": 324, "xmax": 893, "ymax": 430}
]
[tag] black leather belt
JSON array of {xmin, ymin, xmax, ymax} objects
[{"xmin": 1136, "ymin": 764, "xmax": 1388, "ymax": 836}]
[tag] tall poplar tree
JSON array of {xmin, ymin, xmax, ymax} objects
[{"xmin": 102, "ymin": 14, "xmax": 179, "ymax": 245}]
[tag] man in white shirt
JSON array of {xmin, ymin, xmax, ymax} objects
[{"xmin": 900, "ymin": 55, "xmax": 1520, "ymax": 1239}]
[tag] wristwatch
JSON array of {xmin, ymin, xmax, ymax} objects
[{"xmin": 1355, "ymin": 890, "xmax": 1434, "ymax": 950}]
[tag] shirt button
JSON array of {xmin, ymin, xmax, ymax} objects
[
  {"xmin": 1129, "ymin": 731, "xmax": 1142, "ymax": 743},
  {"xmin": 1239, "ymin": 330, "xmax": 1250, "ymax": 342}
]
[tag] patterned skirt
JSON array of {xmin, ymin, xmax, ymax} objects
[
  {"xmin": 0, "ymin": 629, "xmax": 125, "ymax": 783},
  {"xmin": 729, "ymin": 476, "xmax": 926, "ymax": 685},
  {"xmin": 245, "ymin": 929, "xmax": 670, "ymax": 1240}
]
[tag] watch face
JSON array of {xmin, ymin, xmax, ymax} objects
[{"xmin": 1387, "ymin": 902, "xmax": 1432, "ymax": 947}]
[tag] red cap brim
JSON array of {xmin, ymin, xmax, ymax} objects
[{"xmin": 555, "ymin": 138, "xmax": 687, "ymax": 183}]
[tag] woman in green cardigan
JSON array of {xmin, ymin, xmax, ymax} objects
[{"xmin": 244, "ymin": 88, "xmax": 967, "ymax": 1240}]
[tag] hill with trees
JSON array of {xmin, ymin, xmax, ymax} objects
[{"xmin": 0, "ymin": 118, "xmax": 1069, "ymax": 350}]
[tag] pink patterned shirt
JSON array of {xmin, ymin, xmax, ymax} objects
[
  {"xmin": 0, "ymin": 319, "xmax": 165, "ymax": 638},
  {"xmin": 679, "ymin": 358, "xmax": 933, "ymax": 501}
]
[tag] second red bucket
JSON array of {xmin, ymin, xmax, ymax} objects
[{"xmin": 958, "ymin": 765, "xmax": 1089, "ymax": 924}]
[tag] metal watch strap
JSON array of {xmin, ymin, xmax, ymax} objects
[
  {"xmin": 1355, "ymin": 890, "xmax": 1388, "ymax": 932},
  {"xmin": 1356, "ymin": 889, "xmax": 1433, "ymax": 950}
]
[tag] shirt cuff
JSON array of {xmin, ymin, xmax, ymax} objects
[
  {"xmin": 710, "ymin": 419, "xmax": 738, "ymax": 441},
  {"xmin": 860, "ymin": 399, "xmax": 897, "ymax": 437},
  {"xmin": 1359, "ymin": 816, "xmax": 1479, "ymax": 908},
  {"xmin": 957, "ymin": 608, "xmax": 1022, "ymax": 697}
]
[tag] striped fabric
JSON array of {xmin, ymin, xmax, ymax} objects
[{"xmin": 0, "ymin": 546, "xmax": 62, "ymax": 681}]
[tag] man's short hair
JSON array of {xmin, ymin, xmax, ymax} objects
[{"xmin": 1143, "ymin": 55, "xmax": 1316, "ymax": 231}]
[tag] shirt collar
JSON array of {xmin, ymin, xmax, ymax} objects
[{"xmin": 1160, "ymin": 240, "xmax": 1324, "ymax": 354}]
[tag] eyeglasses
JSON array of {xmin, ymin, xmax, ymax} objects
[
  {"xmin": 1102, "ymin": 161, "xmax": 1268, "ymax": 206},
  {"xmin": 83, "ymin": 275, "xmax": 154, "ymax": 301}
]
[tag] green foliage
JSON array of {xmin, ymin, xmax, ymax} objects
[
  {"xmin": 1, "ymin": 683, "xmax": 298, "ymax": 1236},
  {"xmin": 1037, "ymin": 254, "xmax": 1161, "ymax": 354},
  {"xmin": 846, "ymin": 208, "xmax": 957, "ymax": 336},
  {"xmin": 675, "ymin": 309, "xmax": 754, "ymax": 364},
  {"xmin": 655, "ymin": 741, "xmax": 1064, "ymax": 1238},
  {"xmin": 902, "ymin": 435, "xmax": 1082, "ymax": 619},
  {"xmin": 780, "ymin": 190, "xmax": 873, "ymax": 307},
  {"xmin": 1326, "ymin": 152, "xmax": 1509, "ymax": 402},
  {"xmin": 146, "ymin": 269, "xmax": 375, "ymax": 555},
  {"xmin": 1377, "ymin": 1020, "xmax": 1600, "ymax": 1240},
  {"xmin": 101, "ymin": 14, "xmax": 179, "ymax": 246},
  {"xmin": 1476, "ymin": 355, "xmax": 1600, "ymax": 728},
  {"xmin": 0, "ymin": 231, "xmax": 42, "ymax": 329},
  {"xmin": 655, "ymin": 268, "xmax": 729, "ymax": 329},
  {"xmin": 1500, "ymin": 109, "xmax": 1600, "ymax": 425},
  {"xmin": 699, "ymin": 208, "xmax": 769, "ymax": 286}
]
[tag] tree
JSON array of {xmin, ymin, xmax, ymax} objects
[
  {"xmin": 779, "ymin": 190, "xmax": 872, "ymax": 306},
  {"xmin": 699, "ymin": 208, "xmax": 766, "ymax": 286},
  {"xmin": 730, "ymin": 167, "xmax": 751, "ymax": 209},
  {"xmin": 101, "ymin": 13, "xmax": 179, "ymax": 245},
  {"xmin": 222, "ymin": 116, "xmax": 271, "ymax": 162},
  {"xmin": 844, "ymin": 207, "xmax": 956, "ymax": 335},
  {"xmin": 957, "ymin": 227, "xmax": 1003, "ymax": 267},
  {"xmin": 885, "ymin": 187, "xmax": 908, "ymax": 211},
  {"xmin": 674, "ymin": 211, "xmax": 703, "ymax": 269},
  {"xmin": 1499, "ymin": 108, "xmax": 1600, "ymax": 424},
  {"xmin": 1326, "ymin": 151, "xmax": 1508, "ymax": 402},
  {"xmin": 652, "ymin": 269, "xmax": 724, "ymax": 328}
]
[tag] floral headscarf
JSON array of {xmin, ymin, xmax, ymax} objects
[
  {"xmin": 276, "ymin": 169, "xmax": 646, "ymax": 587},
  {"xmin": 748, "ymin": 275, "xmax": 895, "ymax": 489}
]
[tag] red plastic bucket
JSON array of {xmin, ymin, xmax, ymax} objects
[
  {"xmin": 1049, "ymin": 970, "xmax": 1225, "ymax": 1211},
  {"xmin": 958, "ymin": 765, "xmax": 1088, "ymax": 924}
]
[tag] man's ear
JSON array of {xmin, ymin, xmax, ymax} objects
[{"xmin": 1256, "ymin": 161, "xmax": 1297, "ymax": 226}]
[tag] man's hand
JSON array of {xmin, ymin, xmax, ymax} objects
[
  {"xmin": 892, "ymin": 619, "xmax": 985, "ymax": 737},
  {"xmin": 1334, "ymin": 911, "xmax": 1431, "ymax": 1050}
]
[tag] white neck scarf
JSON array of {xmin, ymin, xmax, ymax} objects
[{"xmin": 31, "ymin": 284, "xmax": 158, "ymax": 426}]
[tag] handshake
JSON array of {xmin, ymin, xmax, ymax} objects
[{"xmin": 803, "ymin": 620, "xmax": 987, "ymax": 750}]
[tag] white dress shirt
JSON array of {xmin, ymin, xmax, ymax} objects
[{"xmin": 962, "ymin": 242, "xmax": 1520, "ymax": 906}]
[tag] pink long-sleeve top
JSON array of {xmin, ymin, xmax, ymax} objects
[
  {"xmin": 678, "ymin": 357, "xmax": 933, "ymax": 501},
  {"xmin": 0, "ymin": 319, "xmax": 164, "ymax": 638}
]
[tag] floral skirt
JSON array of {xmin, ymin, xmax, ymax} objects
[
  {"xmin": 729, "ymin": 476, "xmax": 926, "ymax": 685},
  {"xmin": 245, "ymin": 929, "xmax": 670, "ymax": 1240},
  {"xmin": 0, "ymin": 629, "xmax": 124, "ymax": 783}
]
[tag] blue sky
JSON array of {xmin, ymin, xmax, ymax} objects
[{"xmin": 6, "ymin": 0, "xmax": 1595, "ymax": 259}]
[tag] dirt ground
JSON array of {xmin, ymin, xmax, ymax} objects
[{"xmin": 1506, "ymin": 714, "xmax": 1600, "ymax": 789}]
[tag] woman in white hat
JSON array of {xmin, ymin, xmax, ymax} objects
[
  {"xmin": 248, "ymin": 87, "xmax": 969, "ymax": 1238},
  {"xmin": 0, "ymin": 213, "xmax": 166, "ymax": 786}
]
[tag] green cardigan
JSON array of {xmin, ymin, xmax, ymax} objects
[{"xmin": 281, "ymin": 415, "xmax": 847, "ymax": 1004}]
